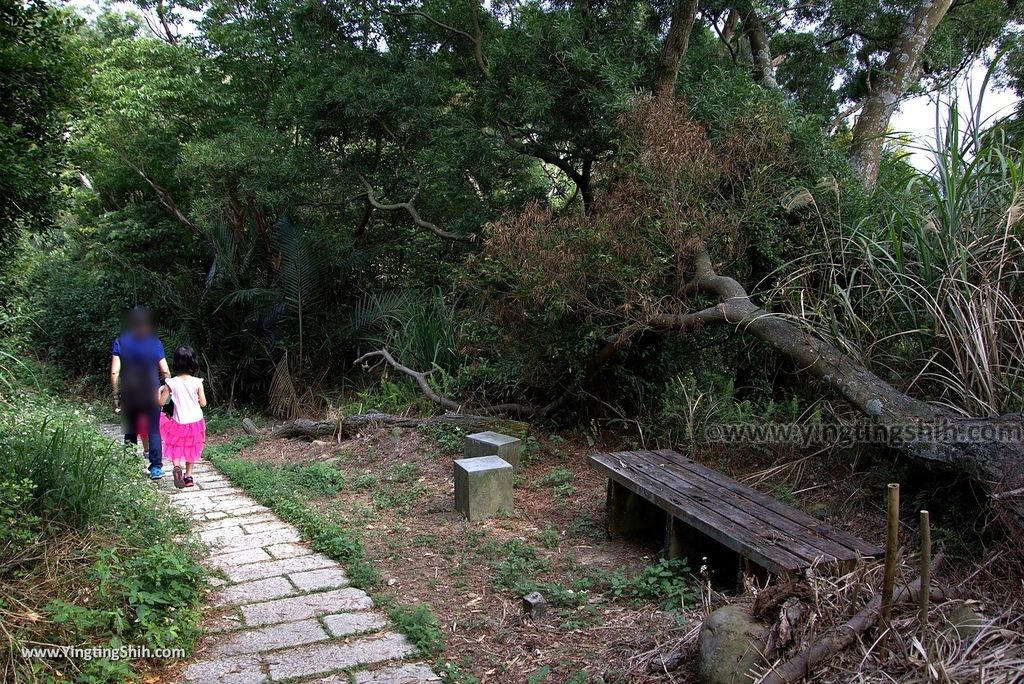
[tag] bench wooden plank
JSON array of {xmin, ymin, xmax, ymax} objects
[
  {"xmin": 590, "ymin": 452, "xmax": 809, "ymax": 573},
  {"xmin": 649, "ymin": 449, "xmax": 883, "ymax": 559},
  {"xmin": 625, "ymin": 451, "xmax": 845, "ymax": 567}
]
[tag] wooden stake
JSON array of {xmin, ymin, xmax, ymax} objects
[
  {"xmin": 879, "ymin": 483, "xmax": 900, "ymax": 658},
  {"xmin": 919, "ymin": 510, "xmax": 931, "ymax": 638}
]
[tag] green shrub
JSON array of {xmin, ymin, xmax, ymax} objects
[
  {"xmin": 489, "ymin": 539, "xmax": 552, "ymax": 591},
  {"xmin": 0, "ymin": 477, "xmax": 41, "ymax": 559},
  {"xmin": 287, "ymin": 461, "xmax": 346, "ymax": 495},
  {"xmin": 608, "ymin": 559, "xmax": 700, "ymax": 610},
  {"xmin": 388, "ymin": 604, "xmax": 445, "ymax": 657},
  {"xmin": 0, "ymin": 420, "xmax": 125, "ymax": 530}
]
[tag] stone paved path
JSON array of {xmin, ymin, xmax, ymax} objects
[{"xmin": 102, "ymin": 427, "xmax": 438, "ymax": 684}]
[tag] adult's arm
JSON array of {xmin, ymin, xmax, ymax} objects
[
  {"xmin": 110, "ymin": 354, "xmax": 121, "ymax": 414},
  {"xmin": 158, "ymin": 358, "xmax": 171, "ymax": 380}
]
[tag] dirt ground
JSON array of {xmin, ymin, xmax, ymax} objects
[{"xmin": 224, "ymin": 423, "xmax": 957, "ymax": 684}]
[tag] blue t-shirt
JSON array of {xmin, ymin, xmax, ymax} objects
[{"xmin": 112, "ymin": 333, "xmax": 165, "ymax": 389}]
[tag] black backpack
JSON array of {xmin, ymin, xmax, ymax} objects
[{"xmin": 119, "ymin": 341, "xmax": 156, "ymax": 411}]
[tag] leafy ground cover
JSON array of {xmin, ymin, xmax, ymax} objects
[
  {"xmin": 207, "ymin": 422, "xmax": 719, "ymax": 682},
  {"xmin": 0, "ymin": 370, "xmax": 207, "ymax": 682}
]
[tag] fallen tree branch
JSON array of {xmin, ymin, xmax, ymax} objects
[
  {"xmin": 243, "ymin": 412, "xmax": 527, "ymax": 440},
  {"xmin": 757, "ymin": 552, "xmax": 945, "ymax": 684},
  {"xmin": 354, "ymin": 349, "xmax": 533, "ymax": 416}
]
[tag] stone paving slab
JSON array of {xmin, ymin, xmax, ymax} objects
[
  {"xmin": 183, "ymin": 654, "xmax": 266, "ymax": 684},
  {"xmin": 201, "ymin": 513, "xmax": 279, "ymax": 532},
  {"xmin": 264, "ymin": 542, "xmax": 311, "ymax": 559},
  {"xmin": 213, "ymin": 576, "xmax": 296, "ymax": 606},
  {"xmin": 241, "ymin": 520, "xmax": 292, "ymax": 534},
  {"xmin": 240, "ymin": 587, "xmax": 373, "ymax": 627},
  {"xmin": 219, "ymin": 504, "xmax": 271, "ymax": 517},
  {"xmin": 289, "ymin": 567, "xmax": 348, "ymax": 592},
  {"xmin": 208, "ymin": 547, "xmax": 274, "ymax": 569},
  {"xmin": 200, "ymin": 525, "xmax": 247, "ymax": 543},
  {"xmin": 263, "ymin": 633, "xmax": 415, "ymax": 680},
  {"xmin": 208, "ymin": 618, "xmax": 330, "ymax": 657},
  {"xmin": 352, "ymin": 663, "xmax": 441, "ymax": 683},
  {"xmin": 223, "ymin": 553, "xmax": 336, "ymax": 583},
  {"xmin": 322, "ymin": 612, "xmax": 387, "ymax": 638},
  {"xmin": 211, "ymin": 528, "xmax": 303, "ymax": 553}
]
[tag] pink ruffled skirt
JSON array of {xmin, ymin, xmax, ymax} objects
[{"xmin": 160, "ymin": 414, "xmax": 206, "ymax": 463}]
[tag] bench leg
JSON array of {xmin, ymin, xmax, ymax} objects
[
  {"xmin": 606, "ymin": 480, "xmax": 663, "ymax": 539},
  {"xmin": 742, "ymin": 557, "xmax": 771, "ymax": 589},
  {"xmin": 665, "ymin": 515, "xmax": 698, "ymax": 564},
  {"xmin": 664, "ymin": 516, "xmax": 747, "ymax": 592}
]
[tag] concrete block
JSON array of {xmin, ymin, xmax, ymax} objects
[
  {"xmin": 454, "ymin": 456, "xmax": 513, "ymax": 522},
  {"xmin": 464, "ymin": 431, "xmax": 523, "ymax": 470}
]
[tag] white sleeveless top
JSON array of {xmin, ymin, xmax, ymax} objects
[{"xmin": 166, "ymin": 375, "xmax": 204, "ymax": 424}]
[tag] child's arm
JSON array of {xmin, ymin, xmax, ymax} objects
[
  {"xmin": 159, "ymin": 383, "xmax": 170, "ymax": 405},
  {"xmin": 197, "ymin": 380, "xmax": 207, "ymax": 408}
]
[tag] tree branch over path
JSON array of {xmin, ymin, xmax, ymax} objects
[
  {"xmin": 359, "ymin": 176, "xmax": 474, "ymax": 242},
  {"xmin": 120, "ymin": 154, "xmax": 201, "ymax": 236},
  {"xmin": 384, "ymin": 1, "xmax": 489, "ymax": 77}
]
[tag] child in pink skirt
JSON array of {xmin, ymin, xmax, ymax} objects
[{"xmin": 159, "ymin": 345, "xmax": 207, "ymax": 489}]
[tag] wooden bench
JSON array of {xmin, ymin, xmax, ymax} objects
[{"xmin": 589, "ymin": 449, "xmax": 883, "ymax": 586}]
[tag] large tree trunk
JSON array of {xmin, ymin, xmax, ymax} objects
[
  {"xmin": 653, "ymin": 0, "xmax": 701, "ymax": 98},
  {"xmin": 740, "ymin": 6, "xmax": 779, "ymax": 89},
  {"xmin": 849, "ymin": 0, "xmax": 953, "ymax": 190},
  {"xmin": 646, "ymin": 246, "xmax": 1024, "ymax": 537}
]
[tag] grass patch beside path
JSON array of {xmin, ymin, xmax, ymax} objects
[
  {"xmin": 204, "ymin": 437, "xmax": 452, "ymax": 664},
  {"xmin": 0, "ymin": 389, "xmax": 207, "ymax": 682},
  {"xmin": 205, "ymin": 439, "xmax": 380, "ymax": 589}
]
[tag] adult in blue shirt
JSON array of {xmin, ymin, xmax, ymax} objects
[{"xmin": 111, "ymin": 306, "xmax": 170, "ymax": 479}]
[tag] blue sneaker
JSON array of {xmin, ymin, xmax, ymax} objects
[{"xmin": 149, "ymin": 466, "xmax": 165, "ymax": 480}]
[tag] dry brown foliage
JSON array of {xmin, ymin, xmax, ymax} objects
[{"xmin": 481, "ymin": 98, "xmax": 758, "ymax": 337}]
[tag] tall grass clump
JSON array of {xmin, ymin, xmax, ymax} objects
[
  {"xmin": 767, "ymin": 69, "xmax": 1024, "ymax": 417},
  {"xmin": 350, "ymin": 288, "xmax": 463, "ymax": 374},
  {"xmin": 0, "ymin": 369, "xmax": 207, "ymax": 682}
]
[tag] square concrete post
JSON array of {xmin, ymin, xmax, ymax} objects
[
  {"xmin": 464, "ymin": 431, "xmax": 523, "ymax": 470},
  {"xmin": 454, "ymin": 455, "xmax": 513, "ymax": 521}
]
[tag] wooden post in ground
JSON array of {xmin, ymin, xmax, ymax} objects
[
  {"xmin": 879, "ymin": 483, "xmax": 900, "ymax": 658},
  {"xmin": 919, "ymin": 510, "xmax": 931, "ymax": 639}
]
